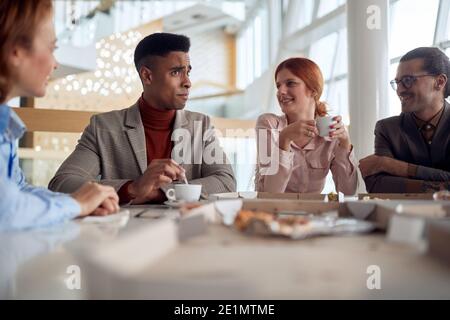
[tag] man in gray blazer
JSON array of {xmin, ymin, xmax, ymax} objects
[
  {"xmin": 359, "ymin": 47, "xmax": 450, "ymax": 193},
  {"xmin": 49, "ymin": 33, "xmax": 236, "ymax": 204}
]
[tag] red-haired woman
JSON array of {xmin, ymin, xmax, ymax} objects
[
  {"xmin": 255, "ymin": 57, "xmax": 358, "ymax": 195},
  {"xmin": 0, "ymin": 0, "xmax": 119, "ymax": 230}
]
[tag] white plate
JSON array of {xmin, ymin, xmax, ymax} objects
[{"xmin": 163, "ymin": 200, "xmax": 186, "ymax": 208}]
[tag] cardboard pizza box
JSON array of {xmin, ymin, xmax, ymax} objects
[
  {"xmin": 358, "ymin": 193, "xmax": 434, "ymax": 200},
  {"xmin": 210, "ymin": 192, "xmax": 327, "ymax": 201}
]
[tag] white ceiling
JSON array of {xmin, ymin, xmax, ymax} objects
[
  {"xmin": 163, "ymin": 3, "xmax": 241, "ymax": 35},
  {"xmin": 52, "ymin": 0, "xmax": 252, "ymax": 78}
]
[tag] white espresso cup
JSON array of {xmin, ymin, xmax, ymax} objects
[
  {"xmin": 316, "ymin": 115, "xmax": 334, "ymax": 137},
  {"xmin": 165, "ymin": 184, "xmax": 202, "ymax": 202}
]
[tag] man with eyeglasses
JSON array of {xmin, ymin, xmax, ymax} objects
[{"xmin": 359, "ymin": 47, "xmax": 450, "ymax": 193}]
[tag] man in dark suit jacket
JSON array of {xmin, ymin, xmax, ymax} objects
[{"xmin": 359, "ymin": 47, "xmax": 450, "ymax": 193}]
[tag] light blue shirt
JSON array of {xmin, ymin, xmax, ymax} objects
[{"xmin": 0, "ymin": 104, "xmax": 80, "ymax": 231}]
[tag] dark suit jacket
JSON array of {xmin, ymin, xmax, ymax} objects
[{"xmin": 364, "ymin": 101, "xmax": 450, "ymax": 193}]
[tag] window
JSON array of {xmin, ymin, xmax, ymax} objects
[
  {"xmin": 317, "ymin": 0, "xmax": 346, "ymax": 18},
  {"xmin": 309, "ymin": 29, "xmax": 349, "ymax": 124},
  {"xmin": 388, "ymin": 62, "xmax": 401, "ymax": 116},
  {"xmin": 236, "ymin": 4, "xmax": 270, "ymax": 89},
  {"xmin": 326, "ymin": 79, "xmax": 349, "ymax": 124},
  {"xmin": 390, "ymin": 0, "xmax": 440, "ymax": 59},
  {"xmin": 295, "ymin": 0, "xmax": 315, "ymax": 30},
  {"xmin": 309, "ymin": 33, "xmax": 338, "ymax": 80},
  {"xmin": 333, "ymin": 29, "xmax": 348, "ymax": 77},
  {"xmin": 447, "ymin": 8, "xmax": 450, "ymax": 40}
]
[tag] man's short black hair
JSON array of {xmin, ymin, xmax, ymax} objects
[
  {"xmin": 134, "ymin": 32, "xmax": 190, "ymax": 71},
  {"xmin": 400, "ymin": 47, "xmax": 450, "ymax": 98}
]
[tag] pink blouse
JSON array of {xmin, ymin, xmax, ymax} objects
[{"xmin": 255, "ymin": 113, "xmax": 358, "ymax": 195}]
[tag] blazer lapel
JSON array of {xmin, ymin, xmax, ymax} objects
[
  {"xmin": 172, "ymin": 110, "xmax": 194, "ymax": 177},
  {"xmin": 400, "ymin": 112, "xmax": 431, "ymax": 166},
  {"xmin": 430, "ymin": 101, "xmax": 450, "ymax": 163},
  {"xmin": 173, "ymin": 109, "xmax": 189, "ymax": 131},
  {"xmin": 124, "ymin": 103, "xmax": 147, "ymax": 174}
]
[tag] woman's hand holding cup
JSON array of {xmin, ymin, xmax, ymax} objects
[
  {"xmin": 320, "ymin": 115, "xmax": 351, "ymax": 151},
  {"xmin": 279, "ymin": 120, "xmax": 319, "ymax": 151}
]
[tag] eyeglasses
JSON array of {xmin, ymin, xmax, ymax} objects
[{"xmin": 390, "ymin": 74, "xmax": 436, "ymax": 91}]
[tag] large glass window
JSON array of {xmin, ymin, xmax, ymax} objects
[
  {"xmin": 317, "ymin": 0, "xmax": 346, "ymax": 18},
  {"xmin": 295, "ymin": 0, "xmax": 315, "ymax": 30},
  {"xmin": 333, "ymin": 29, "xmax": 347, "ymax": 77},
  {"xmin": 309, "ymin": 33, "xmax": 338, "ymax": 80},
  {"xmin": 389, "ymin": 62, "xmax": 401, "ymax": 116},
  {"xmin": 236, "ymin": 4, "xmax": 270, "ymax": 89},
  {"xmin": 326, "ymin": 79, "xmax": 349, "ymax": 124},
  {"xmin": 309, "ymin": 29, "xmax": 348, "ymax": 124},
  {"xmin": 390, "ymin": 0, "xmax": 440, "ymax": 59},
  {"xmin": 447, "ymin": 9, "xmax": 450, "ymax": 40}
]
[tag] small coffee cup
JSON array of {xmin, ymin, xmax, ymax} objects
[
  {"xmin": 165, "ymin": 184, "xmax": 202, "ymax": 202},
  {"xmin": 316, "ymin": 115, "xmax": 334, "ymax": 137}
]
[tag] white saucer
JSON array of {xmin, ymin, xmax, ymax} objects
[{"xmin": 163, "ymin": 200, "xmax": 186, "ymax": 208}]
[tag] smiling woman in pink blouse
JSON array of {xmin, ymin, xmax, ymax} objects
[{"xmin": 255, "ymin": 57, "xmax": 358, "ymax": 195}]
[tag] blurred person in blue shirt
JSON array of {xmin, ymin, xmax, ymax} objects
[{"xmin": 0, "ymin": 0, "xmax": 119, "ymax": 231}]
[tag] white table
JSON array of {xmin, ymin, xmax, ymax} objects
[{"xmin": 1, "ymin": 205, "xmax": 449, "ymax": 299}]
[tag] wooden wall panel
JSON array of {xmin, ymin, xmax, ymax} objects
[{"xmin": 14, "ymin": 108, "xmax": 255, "ymax": 135}]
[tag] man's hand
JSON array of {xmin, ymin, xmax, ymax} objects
[
  {"xmin": 359, "ymin": 154, "xmax": 410, "ymax": 178},
  {"xmin": 358, "ymin": 154, "xmax": 387, "ymax": 178},
  {"xmin": 71, "ymin": 182, "xmax": 119, "ymax": 217},
  {"xmin": 128, "ymin": 159, "xmax": 185, "ymax": 204}
]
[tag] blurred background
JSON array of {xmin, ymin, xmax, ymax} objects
[{"xmin": 9, "ymin": 0, "xmax": 450, "ymax": 193}]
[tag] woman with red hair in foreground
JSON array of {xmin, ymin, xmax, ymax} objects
[
  {"xmin": 255, "ymin": 57, "xmax": 358, "ymax": 195},
  {"xmin": 0, "ymin": 0, "xmax": 119, "ymax": 231}
]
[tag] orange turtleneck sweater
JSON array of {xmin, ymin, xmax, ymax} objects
[{"xmin": 118, "ymin": 95, "xmax": 176, "ymax": 203}]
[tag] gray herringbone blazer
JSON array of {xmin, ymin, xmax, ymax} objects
[{"xmin": 48, "ymin": 103, "xmax": 236, "ymax": 196}]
